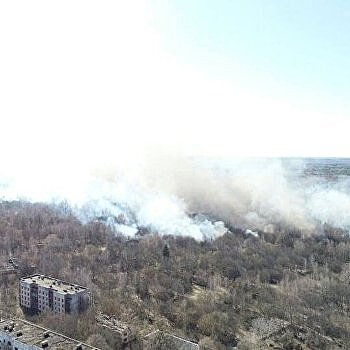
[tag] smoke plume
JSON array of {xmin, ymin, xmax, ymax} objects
[{"xmin": 1, "ymin": 156, "xmax": 350, "ymax": 239}]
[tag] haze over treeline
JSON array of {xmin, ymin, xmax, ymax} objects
[{"xmin": 1, "ymin": 156, "xmax": 350, "ymax": 240}]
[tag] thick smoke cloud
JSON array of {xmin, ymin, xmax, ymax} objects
[
  {"xmin": 1, "ymin": 156, "xmax": 350, "ymax": 239},
  {"xmin": 133, "ymin": 156, "xmax": 311, "ymax": 233}
]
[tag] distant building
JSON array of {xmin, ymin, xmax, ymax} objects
[
  {"xmin": 0, "ymin": 257, "xmax": 19, "ymax": 276},
  {"xmin": 19, "ymin": 274, "xmax": 90, "ymax": 315},
  {"xmin": 0, "ymin": 265, "xmax": 16, "ymax": 276}
]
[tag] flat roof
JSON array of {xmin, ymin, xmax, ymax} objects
[
  {"xmin": 20, "ymin": 274, "xmax": 88, "ymax": 295},
  {"xmin": 0, "ymin": 316, "xmax": 99, "ymax": 349},
  {"xmin": 96, "ymin": 313, "xmax": 129, "ymax": 334}
]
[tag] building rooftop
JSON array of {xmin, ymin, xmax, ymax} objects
[
  {"xmin": 96, "ymin": 313, "xmax": 129, "ymax": 334},
  {"xmin": 20, "ymin": 274, "xmax": 88, "ymax": 295},
  {"xmin": 0, "ymin": 316, "xmax": 99, "ymax": 349}
]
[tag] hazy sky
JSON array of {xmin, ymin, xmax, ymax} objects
[{"xmin": 1, "ymin": 0, "xmax": 350, "ymax": 174}]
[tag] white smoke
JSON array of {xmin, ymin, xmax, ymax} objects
[
  {"xmin": 307, "ymin": 187, "xmax": 350, "ymax": 229},
  {"xmin": 0, "ymin": 166, "xmax": 228, "ymax": 239},
  {"xmin": 1, "ymin": 156, "xmax": 350, "ymax": 239}
]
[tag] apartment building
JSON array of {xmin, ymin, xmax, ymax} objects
[
  {"xmin": 19, "ymin": 275, "xmax": 89, "ymax": 315},
  {"xmin": 0, "ymin": 315, "xmax": 100, "ymax": 350}
]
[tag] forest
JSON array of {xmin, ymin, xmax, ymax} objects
[{"xmin": 0, "ymin": 200, "xmax": 349, "ymax": 349}]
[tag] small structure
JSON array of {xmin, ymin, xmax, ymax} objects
[
  {"xmin": 0, "ymin": 264, "xmax": 16, "ymax": 276},
  {"xmin": 0, "ymin": 315, "xmax": 100, "ymax": 349},
  {"xmin": 19, "ymin": 274, "xmax": 90, "ymax": 315},
  {"xmin": 0, "ymin": 257, "xmax": 19, "ymax": 276},
  {"xmin": 95, "ymin": 313, "xmax": 132, "ymax": 349}
]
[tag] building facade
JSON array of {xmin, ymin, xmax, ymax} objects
[
  {"xmin": 19, "ymin": 275, "xmax": 89, "ymax": 315},
  {"xmin": 0, "ymin": 315, "xmax": 99, "ymax": 350},
  {"xmin": 96, "ymin": 313, "xmax": 132, "ymax": 349}
]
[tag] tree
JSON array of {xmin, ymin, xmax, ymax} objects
[
  {"xmin": 162, "ymin": 244, "xmax": 170, "ymax": 259},
  {"xmin": 144, "ymin": 332, "xmax": 176, "ymax": 350}
]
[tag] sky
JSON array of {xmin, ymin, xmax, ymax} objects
[{"xmin": 1, "ymin": 0, "xmax": 350, "ymax": 178}]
